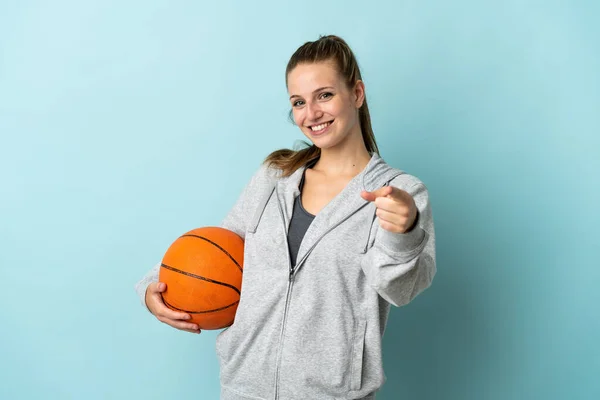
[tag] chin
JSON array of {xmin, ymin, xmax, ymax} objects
[
  {"xmin": 303, "ymin": 131, "xmax": 342, "ymax": 150},
  {"xmin": 309, "ymin": 138, "xmax": 340, "ymax": 151}
]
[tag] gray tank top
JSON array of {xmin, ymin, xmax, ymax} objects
[{"xmin": 287, "ymin": 170, "xmax": 315, "ymax": 267}]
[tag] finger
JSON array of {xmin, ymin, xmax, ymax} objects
[
  {"xmin": 155, "ymin": 300, "xmax": 192, "ymax": 321},
  {"xmin": 361, "ymin": 186, "xmax": 392, "ymax": 202},
  {"xmin": 160, "ymin": 317, "xmax": 201, "ymax": 332},
  {"xmin": 386, "ymin": 186, "xmax": 412, "ymax": 203},
  {"xmin": 360, "ymin": 190, "xmax": 376, "ymax": 202},
  {"xmin": 376, "ymin": 208, "xmax": 408, "ymax": 227},
  {"xmin": 378, "ymin": 218, "xmax": 404, "ymax": 233},
  {"xmin": 374, "ymin": 197, "xmax": 410, "ymax": 215},
  {"xmin": 148, "ymin": 281, "xmax": 166, "ymax": 293},
  {"xmin": 151, "ymin": 291, "xmax": 192, "ymax": 320}
]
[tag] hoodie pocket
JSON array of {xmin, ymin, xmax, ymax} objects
[{"xmin": 350, "ymin": 317, "xmax": 367, "ymax": 390}]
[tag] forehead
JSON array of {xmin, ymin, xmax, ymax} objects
[{"xmin": 287, "ymin": 62, "xmax": 342, "ymax": 95}]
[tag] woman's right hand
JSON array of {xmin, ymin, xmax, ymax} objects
[{"xmin": 145, "ymin": 282, "xmax": 201, "ymax": 334}]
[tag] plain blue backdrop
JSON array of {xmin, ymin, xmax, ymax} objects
[{"xmin": 1, "ymin": 1, "xmax": 598, "ymax": 399}]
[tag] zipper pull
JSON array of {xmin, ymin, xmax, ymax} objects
[{"xmin": 289, "ymin": 267, "xmax": 294, "ymax": 281}]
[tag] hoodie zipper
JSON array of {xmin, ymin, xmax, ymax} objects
[
  {"xmin": 272, "ymin": 187, "xmax": 371, "ymax": 399},
  {"xmin": 274, "ymin": 187, "xmax": 294, "ymax": 400}
]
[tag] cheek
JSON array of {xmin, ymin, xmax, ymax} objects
[
  {"xmin": 329, "ymin": 99, "xmax": 351, "ymax": 119},
  {"xmin": 292, "ymin": 109, "xmax": 304, "ymax": 126},
  {"xmin": 342, "ymin": 102, "xmax": 359, "ymax": 124}
]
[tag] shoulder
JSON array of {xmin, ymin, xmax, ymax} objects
[
  {"xmin": 389, "ymin": 172, "xmax": 427, "ymax": 191},
  {"xmin": 366, "ymin": 153, "xmax": 427, "ymax": 193},
  {"xmin": 374, "ymin": 156, "xmax": 427, "ymax": 191},
  {"xmin": 256, "ymin": 161, "xmax": 283, "ymax": 182},
  {"xmin": 379, "ymin": 161, "xmax": 429, "ymax": 199},
  {"xmin": 243, "ymin": 161, "xmax": 283, "ymax": 192}
]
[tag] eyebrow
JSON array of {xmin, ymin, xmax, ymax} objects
[{"xmin": 289, "ymin": 86, "xmax": 335, "ymax": 100}]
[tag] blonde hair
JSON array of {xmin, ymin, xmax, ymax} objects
[{"xmin": 264, "ymin": 35, "xmax": 379, "ymax": 176}]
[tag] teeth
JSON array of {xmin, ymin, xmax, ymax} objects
[{"xmin": 311, "ymin": 122, "xmax": 330, "ymax": 131}]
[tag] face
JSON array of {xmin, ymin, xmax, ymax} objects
[{"xmin": 287, "ymin": 61, "xmax": 364, "ymax": 150}]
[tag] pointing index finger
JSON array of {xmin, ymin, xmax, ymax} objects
[{"xmin": 361, "ymin": 186, "xmax": 393, "ymax": 202}]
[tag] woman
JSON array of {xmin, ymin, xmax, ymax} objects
[{"xmin": 136, "ymin": 35, "xmax": 436, "ymax": 400}]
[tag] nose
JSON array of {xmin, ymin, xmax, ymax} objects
[{"xmin": 306, "ymin": 101, "xmax": 323, "ymax": 122}]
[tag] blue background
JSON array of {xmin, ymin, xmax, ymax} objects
[{"xmin": 1, "ymin": 1, "xmax": 598, "ymax": 399}]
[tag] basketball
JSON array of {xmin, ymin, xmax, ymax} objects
[{"xmin": 159, "ymin": 227, "xmax": 245, "ymax": 330}]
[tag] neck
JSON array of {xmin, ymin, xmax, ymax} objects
[{"xmin": 313, "ymin": 130, "xmax": 372, "ymax": 177}]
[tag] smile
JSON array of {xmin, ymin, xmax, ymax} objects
[{"xmin": 308, "ymin": 120, "xmax": 334, "ymax": 134}]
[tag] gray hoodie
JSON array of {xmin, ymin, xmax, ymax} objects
[{"xmin": 135, "ymin": 153, "xmax": 436, "ymax": 400}]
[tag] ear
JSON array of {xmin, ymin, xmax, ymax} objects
[{"xmin": 354, "ymin": 80, "xmax": 365, "ymax": 108}]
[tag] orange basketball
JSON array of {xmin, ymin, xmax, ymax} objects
[{"xmin": 159, "ymin": 227, "xmax": 244, "ymax": 330}]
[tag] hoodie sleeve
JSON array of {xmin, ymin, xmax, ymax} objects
[
  {"xmin": 360, "ymin": 180, "xmax": 436, "ymax": 307},
  {"xmin": 133, "ymin": 164, "xmax": 273, "ymax": 311},
  {"xmin": 134, "ymin": 262, "xmax": 161, "ymax": 312}
]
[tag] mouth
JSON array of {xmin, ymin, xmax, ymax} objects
[{"xmin": 307, "ymin": 120, "xmax": 334, "ymax": 135}]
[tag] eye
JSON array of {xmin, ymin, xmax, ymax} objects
[
  {"xmin": 292, "ymin": 99, "xmax": 305, "ymax": 107},
  {"xmin": 319, "ymin": 92, "xmax": 334, "ymax": 100}
]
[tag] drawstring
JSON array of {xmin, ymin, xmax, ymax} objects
[{"xmin": 248, "ymin": 183, "xmax": 276, "ymax": 234}]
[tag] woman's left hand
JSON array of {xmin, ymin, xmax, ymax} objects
[{"xmin": 360, "ymin": 186, "xmax": 418, "ymax": 233}]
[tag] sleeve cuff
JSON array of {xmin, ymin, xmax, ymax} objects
[{"xmin": 379, "ymin": 223, "xmax": 426, "ymax": 254}]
